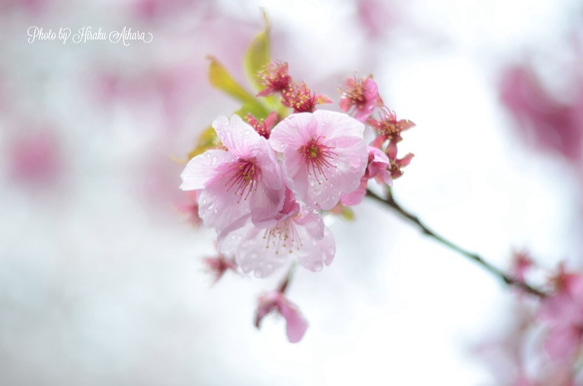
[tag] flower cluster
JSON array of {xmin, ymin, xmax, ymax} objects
[
  {"xmin": 179, "ymin": 26, "xmax": 414, "ymax": 342},
  {"xmin": 182, "ymin": 63, "xmax": 414, "ymax": 280}
]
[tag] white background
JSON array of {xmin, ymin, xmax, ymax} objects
[{"xmin": 1, "ymin": 0, "xmax": 581, "ymax": 384}]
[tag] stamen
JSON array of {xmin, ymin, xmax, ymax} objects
[
  {"xmin": 223, "ymin": 159, "xmax": 260, "ymax": 202},
  {"xmin": 263, "ymin": 219, "xmax": 302, "ymax": 255},
  {"xmin": 299, "ymin": 137, "xmax": 337, "ymax": 184}
]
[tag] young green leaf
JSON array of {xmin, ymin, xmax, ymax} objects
[
  {"xmin": 244, "ymin": 12, "xmax": 271, "ymax": 91},
  {"xmin": 207, "ymin": 56, "xmax": 258, "ymax": 105}
]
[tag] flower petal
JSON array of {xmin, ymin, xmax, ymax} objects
[{"xmin": 180, "ymin": 149, "xmax": 235, "ymax": 191}]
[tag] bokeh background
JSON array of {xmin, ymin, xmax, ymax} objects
[{"xmin": 1, "ymin": 0, "xmax": 582, "ymax": 384}]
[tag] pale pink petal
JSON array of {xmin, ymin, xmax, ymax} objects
[
  {"xmin": 340, "ymin": 177, "xmax": 367, "ymax": 206},
  {"xmin": 313, "ymin": 110, "xmax": 365, "ymax": 139},
  {"xmin": 280, "ymin": 148, "xmax": 309, "ymax": 200},
  {"xmin": 197, "ymin": 187, "xmax": 250, "ymax": 233},
  {"xmin": 213, "ymin": 115, "xmax": 262, "ymax": 159},
  {"xmin": 269, "ymin": 113, "xmax": 316, "ymax": 152},
  {"xmin": 368, "ymin": 146, "xmax": 392, "ymax": 184},
  {"xmin": 218, "ymin": 208, "xmax": 335, "ymax": 277},
  {"xmin": 249, "ymin": 182, "xmax": 286, "ymax": 226},
  {"xmin": 255, "ymin": 144, "xmax": 284, "ymax": 191},
  {"xmin": 218, "ymin": 216, "xmax": 288, "ymax": 277},
  {"xmin": 255, "ymin": 292, "xmax": 308, "ymax": 343},
  {"xmin": 180, "ymin": 149, "xmax": 235, "ymax": 191},
  {"xmin": 288, "ymin": 210, "xmax": 335, "ymax": 270},
  {"xmin": 279, "ymin": 299, "xmax": 309, "ymax": 343}
]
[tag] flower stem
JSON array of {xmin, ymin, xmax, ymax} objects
[
  {"xmin": 277, "ymin": 262, "xmax": 298, "ymax": 294},
  {"xmin": 365, "ymin": 188, "xmax": 547, "ymax": 298}
]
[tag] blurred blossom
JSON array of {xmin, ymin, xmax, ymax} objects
[
  {"xmin": 203, "ymin": 253, "xmax": 237, "ymax": 283},
  {"xmin": 91, "ymin": 62, "xmax": 209, "ymax": 133},
  {"xmin": 500, "ymin": 64, "xmax": 583, "ymax": 164},
  {"xmin": 130, "ymin": 0, "xmax": 207, "ymax": 21},
  {"xmin": 356, "ymin": 0, "xmax": 398, "ymax": 38},
  {"xmin": 175, "ymin": 190, "xmax": 202, "ymax": 227},
  {"xmin": 0, "ymin": 0, "xmax": 50, "ymax": 14},
  {"xmin": 473, "ymin": 301, "xmax": 578, "ymax": 386},
  {"xmin": 511, "ymin": 250, "xmax": 534, "ymax": 283},
  {"xmin": 6, "ymin": 128, "xmax": 63, "ymax": 187},
  {"xmin": 538, "ymin": 265, "xmax": 583, "ymax": 362}
]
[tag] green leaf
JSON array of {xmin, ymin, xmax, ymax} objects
[
  {"xmin": 187, "ymin": 125, "xmax": 218, "ymax": 159},
  {"xmin": 234, "ymin": 102, "xmax": 270, "ymax": 121},
  {"xmin": 244, "ymin": 10, "xmax": 271, "ymax": 91},
  {"xmin": 207, "ymin": 56, "xmax": 258, "ymax": 105}
]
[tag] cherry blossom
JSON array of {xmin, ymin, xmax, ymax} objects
[
  {"xmin": 257, "ymin": 60, "xmax": 291, "ymax": 97},
  {"xmin": 180, "ymin": 115, "xmax": 285, "ymax": 232},
  {"xmin": 368, "ymin": 106, "xmax": 415, "ymax": 148},
  {"xmin": 339, "ymin": 75, "xmax": 381, "ymax": 123},
  {"xmin": 269, "ymin": 110, "xmax": 368, "ymax": 210},
  {"xmin": 255, "ymin": 291, "xmax": 308, "ymax": 343},
  {"xmin": 217, "ymin": 189, "xmax": 335, "ymax": 277},
  {"xmin": 281, "ymin": 81, "xmax": 333, "ymax": 113},
  {"xmin": 341, "ymin": 146, "xmax": 391, "ymax": 206}
]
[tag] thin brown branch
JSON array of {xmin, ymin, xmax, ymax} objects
[{"xmin": 365, "ymin": 188, "xmax": 547, "ymax": 298}]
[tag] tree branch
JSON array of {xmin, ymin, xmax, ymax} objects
[{"xmin": 365, "ymin": 188, "xmax": 547, "ymax": 298}]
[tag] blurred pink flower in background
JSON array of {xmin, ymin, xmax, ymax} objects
[
  {"xmin": 356, "ymin": 0, "xmax": 398, "ymax": 38},
  {"xmin": 538, "ymin": 266, "xmax": 583, "ymax": 362},
  {"xmin": 500, "ymin": 64, "xmax": 583, "ymax": 165},
  {"xmin": 203, "ymin": 253, "xmax": 237, "ymax": 284},
  {"xmin": 6, "ymin": 127, "xmax": 63, "ymax": 187}
]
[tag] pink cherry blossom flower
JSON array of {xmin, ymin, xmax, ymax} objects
[
  {"xmin": 537, "ymin": 265, "xmax": 583, "ymax": 362},
  {"xmin": 281, "ymin": 81, "xmax": 333, "ymax": 113},
  {"xmin": 369, "ymin": 106, "xmax": 415, "ymax": 148},
  {"xmin": 255, "ymin": 291, "xmax": 308, "ymax": 343},
  {"xmin": 180, "ymin": 115, "xmax": 284, "ymax": 232},
  {"xmin": 339, "ymin": 75, "xmax": 381, "ymax": 123},
  {"xmin": 217, "ymin": 189, "xmax": 335, "ymax": 277},
  {"xmin": 257, "ymin": 60, "xmax": 291, "ymax": 97},
  {"xmin": 269, "ymin": 110, "xmax": 368, "ymax": 210},
  {"xmin": 245, "ymin": 111, "xmax": 278, "ymax": 139},
  {"xmin": 341, "ymin": 146, "xmax": 392, "ymax": 206}
]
